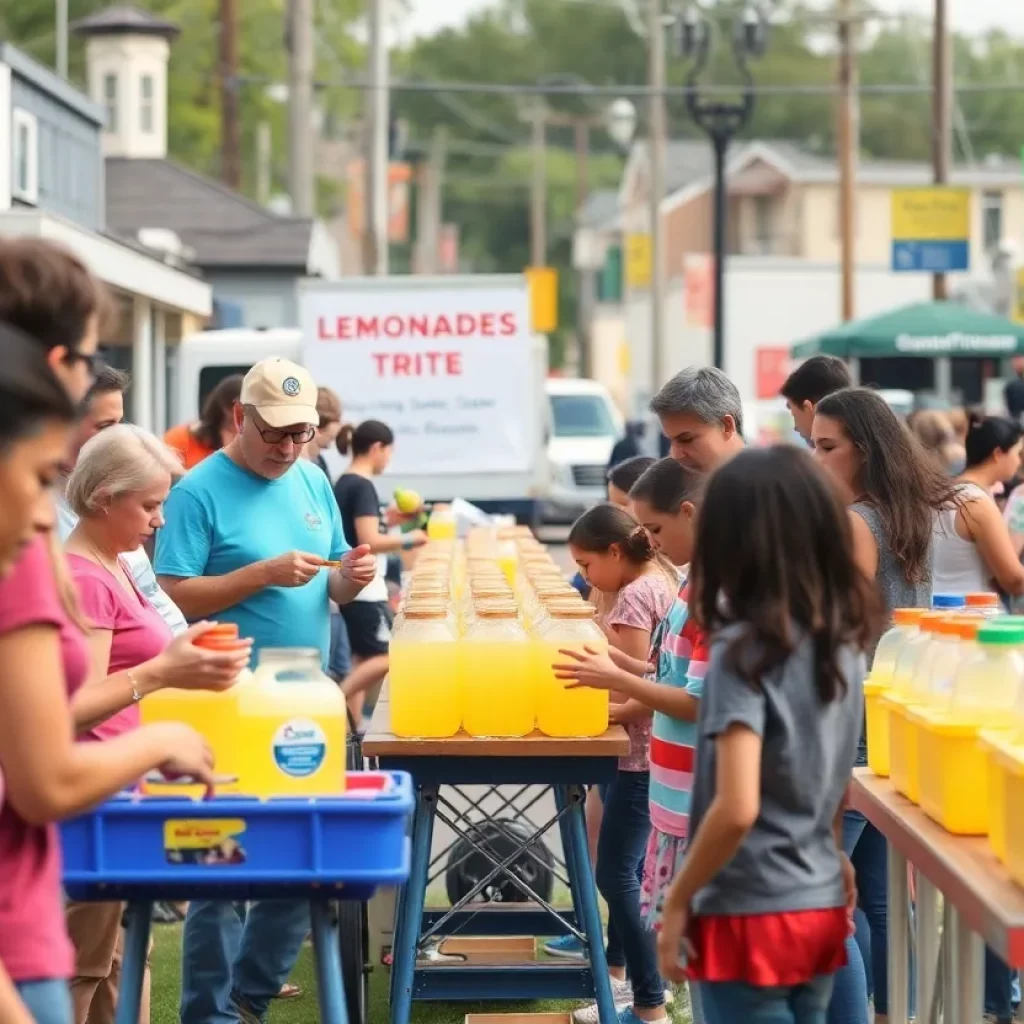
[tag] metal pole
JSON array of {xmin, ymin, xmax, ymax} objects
[
  {"xmin": 575, "ymin": 119, "xmax": 591, "ymax": 377},
  {"xmin": 530, "ymin": 100, "xmax": 547, "ymax": 267},
  {"xmin": 837, "ymin": 0, "xmax": 858, "ymax": 321},
  {"xmin": 365, "ymin": 0, "xmax": 390, "ymax": 274},
  {"xmin": 416, "ymin": 125, "xmax": 446, "ymax": 274},
  {"xmin": 887, "ymin": 844, "xmax": 911, "ymax": 1024},
  {"xmin": 649, "ymin": 0, "xmax": 667, "ymax": 395},
  {"xmin": 712, "ymin": 134, "xmax": 727, "ymax": 371},
  {"xmin": 932, "ymin": 0, "xmax": 951, "ymax": 300},
  {"xmin": 56, "ymin": 0, "xmax": 68, "ymax": 78},
  {"xmin": 256, "ymin": 121, "xmax": 272, "ymax": 206},
  {"xmin": 287, "ymin": 0, "xmax": 315, "ymax": 217}
]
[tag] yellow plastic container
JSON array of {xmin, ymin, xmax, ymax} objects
[
  {"xmin": 864, "ymin": 678, "xmax": 891, "ymax": 777},
  {"xmin": 390, "ymin": 606, "xmax": 462, "ymax": 738},
  {"xmin": 534, "ymin": 605, "xmax": 609, "ymax": 738},
  {"xmin": 996, "ymin": 742, "xmax": 1024, "ymax": 888},
  {"xmin": 235, "ymin": 648, "xmax": 347, "ymax": 796},
  {"xmin": 885, "ymin": 692, "xmax": 922, "ymax": 803},
  {"xmin": 980, "ymin": 729, "xmax": 1015, "ymax": 862},
  {"xmin": 427, "ymin": 505, "xmax": 458, "ymax": 540},
  {"xmin": 463, "ymin": 605, "xmax": 534, "ymax": 737},
  {"xmin": 917, "ymin": 712, "xmax": 988, "ymax": 834}
]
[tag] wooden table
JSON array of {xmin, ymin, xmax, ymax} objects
[
  {"xmin": 363, "ymin": 696, "xmax": 629, "ymax": 1024},
  {"xmin": 852, "ymin": 768, "xmax": 1024, "ymax": 1024}
]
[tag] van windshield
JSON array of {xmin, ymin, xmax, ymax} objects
[{"xmin": 549, "ymin": 394, "xmax": 617, "ymax": 438}]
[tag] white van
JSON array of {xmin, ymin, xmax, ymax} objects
[{"xmin": 543, "ymin": 377, "xmax": 624, "ymax": 522}]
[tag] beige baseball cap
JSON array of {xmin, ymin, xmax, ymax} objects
[{"xmin": 240, "ymin": 358, "xmax": 320, "ymax": 428}]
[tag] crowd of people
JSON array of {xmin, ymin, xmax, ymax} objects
[
  {"xmin": 551, "ymin": 355, "xmax": 1024, "ymax": 1024},
  {"xmin": 2, "ymin": 231, "xmax": 1024, "ymax": 1024}
]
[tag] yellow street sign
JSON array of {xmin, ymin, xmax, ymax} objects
[
  {"xmin": 891, "ymin": 187, "xmax": 970, "ymax": 241},
  {"xmin": 1014, "ymin": 268, "xmax": 1024, "ymax": 325},
  {"xmin": 524, "ymin": 266, "xmax": 558, "ymax": 333},
  {"xmin": 625, "ymin": 233, "xmax": 652, "ymax": 290}
]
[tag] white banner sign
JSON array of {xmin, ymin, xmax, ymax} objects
[{"xmin": 300, "ymin": 280, "xmax": 535, "ymax": 475}]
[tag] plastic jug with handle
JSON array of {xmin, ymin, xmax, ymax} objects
[
  {"xmin": 140, "ymin": 622, "xmax": 253, "ymax": 796},
  {"xmin": 463, "ymin": 604, "xmax": 533, "ymax": 737},
  {"xmin": 236, "ymin": 648, "xmax": 347, "ymax": 797},
  {"xmin": 390, "ymin": 605, "xmax": 462, "ymax": 738}
]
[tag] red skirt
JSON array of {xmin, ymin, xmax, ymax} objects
[{"xmin": 686, "ymin": 908, "xmax": 849, "ymax": 986}]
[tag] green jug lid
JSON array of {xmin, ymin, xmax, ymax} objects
[{"xmin": 977, "ymin": 624, "xmax": 1024, "ymax": 645}]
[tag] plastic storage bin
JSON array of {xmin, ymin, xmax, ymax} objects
[{"xmin": 61, "ymin": 771, "xmax": 413, "ymax": 902}]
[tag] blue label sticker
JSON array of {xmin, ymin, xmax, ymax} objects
[{"xmin": 272, "ymin": 718, "xmax": 327, "ymax": 778}]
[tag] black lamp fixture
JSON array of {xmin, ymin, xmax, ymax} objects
[{"xmin": 677, "ymin": 2, "xmax": 767, "ymax": 371}]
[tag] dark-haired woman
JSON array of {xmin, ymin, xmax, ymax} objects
[
  {"xmin": 567, "ymin": 504, "xmax": 677, "ymax": 1024},
  {"xmin": 813, "ymin": 387, "xmax": 953, "ymax": 1024},
  {"xmin": 933, "ymin": 413, "xmax": 1024, "ymax": 600},
  {"xmin": 332, "ymin": 420, "xmax": 426, "ymax": 723},
  {"xmin": 163, "ymin": 373, "xmax": 243, "ymax": 471},
  {"xmin": 656, "ymin": 445, "xmax": 877, "ymax": 1024}
]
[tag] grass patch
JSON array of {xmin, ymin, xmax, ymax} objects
[{"xmin": 149, "ymin": 923, "xmax": 693, "ymax": 1024}]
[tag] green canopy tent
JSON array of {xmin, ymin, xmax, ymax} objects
[{"xmin": 791, "ymin": 301, "xmax": 1024, "ymax": 359}]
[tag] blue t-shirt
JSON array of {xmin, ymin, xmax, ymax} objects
[{"xmin": 155, "ymin": 451, "xmax": 348, "ymax": 667}]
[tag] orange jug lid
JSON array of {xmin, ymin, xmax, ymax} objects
[
  {"xmin": 892, "ymin": 608, "xmax": 925, "ymax": 626},
  {"xmin": 918, "ymin": 611, "xmax": 947, "ymax": 632},
  {"xmin": 202, "ymin": 622, "xmax": 239, "ymax": 640},
  {"xmin": 965, "ymin": 592, "xmax": 1000, "ymax": 608}
]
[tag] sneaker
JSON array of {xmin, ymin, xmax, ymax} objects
[
  {"xmin": 543, "ymin": 935, "xmax": 587, "ymax": 959},
  {"xmin": 615, "ymin": 1008, "xmax": 668, "ymax": 1024},
  {"xmin": 572, "ymin": 978, "xmax": 634, "ymax": 1024}
]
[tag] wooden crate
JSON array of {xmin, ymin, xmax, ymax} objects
[{"xmin": 424, "ymin": 936, "xmax": 537, "ymax": 964}]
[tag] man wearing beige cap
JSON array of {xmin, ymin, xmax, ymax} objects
[{"xmin": 155, "ymin": 357, "xmax": 375, "ymax": 1024}]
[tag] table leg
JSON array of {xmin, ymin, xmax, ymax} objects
[
  {"xmin": 946, "ymin": 905, "xmax": 984, "ymax": 1022},
  {"xmin": 915, "ymin": 873, "xmax": 940, "ymax": 1024},
  {"xmin": 114, "ymin": 902, "xmax": 152, "ymax": 1024},
  {"xmin": 554, "ymin": 785, "xmax": 587, "ymax": 946},
  {"xmin": 390, "ymin": 784, "xmax": 437, "ymax": 1024},
  {"xmin": 887, "ymin": 844, "xmax": 911, "ymax": 1024},
  {"xmin": 310, "ymin": 901, "xmax": 348, "ymax": 1024},
  {"xmin": 559, "ymin": 784, "xmax": 617, "ymax": 1024}
]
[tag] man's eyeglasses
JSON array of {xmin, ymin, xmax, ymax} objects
[
  {"xmin": 65, "ymin": 350, "xmax": 101, "ymax": 376},
  {"xmin": 249, "ymin": 415, "xmax": 316, "ymax": 446}
]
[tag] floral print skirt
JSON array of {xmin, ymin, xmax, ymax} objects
[{"xmin": 639, "ymin": 826, "xmax": 688, "ymax": 929}]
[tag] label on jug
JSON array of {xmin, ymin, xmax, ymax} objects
[{"xmin": 272, "ymin": 718, "xmax": 327, "ymax": 777}]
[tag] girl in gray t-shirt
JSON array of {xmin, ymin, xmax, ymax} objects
[{"xmin": 656, "ymin": 445, "xmax": 878, "ymax": 1024}]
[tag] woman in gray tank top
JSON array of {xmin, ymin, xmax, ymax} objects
[{"xmin": 812, "ymin": 387, "xmax": 957, "ymax": 1024}]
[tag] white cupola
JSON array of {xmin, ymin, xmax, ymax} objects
[{"xmin": 72, "ymin": 4, "xmax": 180, "ymax": 160}]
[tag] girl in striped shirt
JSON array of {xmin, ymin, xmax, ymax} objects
[{"xmin": 556, "ymin": 458, "xmax": 706, "ymax": 1023}]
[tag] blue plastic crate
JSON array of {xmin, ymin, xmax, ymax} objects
[{"xmin": 61, "ymin": 771, "xmax": 412, "ymax": 902}]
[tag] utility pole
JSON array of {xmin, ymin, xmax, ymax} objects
[
  {"xmin": 287, "ymin": 0, "xmax": 315, "ymax": 216},
  {"xmin": 649, "ymin": 0, "xmax": 667, "ymax": 396},
  {"xmin": 932, "ymin": 0, "xmax": 951, "ymax": 300},
  {"xmin": 56, "ymin": 0, "xmax": 68, "ymax": 78},
  {"xmin": 364, "ymin": 0, "xmax": 390, "ymax": 275},
  {"xmin": 219, "ymin": 0, "xmax": 241, "ymax": 190},
  {"xmin": 256, "ymin": 121, "xmax": 272, "ymax": 206},
  {"xmin": 416, "ymin": 126, "xmax": 447, "ymax": 274},
  {"xmin": 837, "ymin": 0, "xmax": 858, "ymax": 322},
  {"xmin": 529, "ymin": 100, "xmax": 547, "ymax": 267}
]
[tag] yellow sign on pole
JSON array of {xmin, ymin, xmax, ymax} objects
[
  {"xmin": 524, "ymin": 266, "xmax": 558, "ymax": 333},
  {"xmin": 1014, "ymin": 268, "xmax": 1024, "ymax": 325},
  {"xmin": 624, "ymin": 233, "xmax": 652, "ymax": 290},
  {"xmin": 890, "ymin": 187, "xmax": 970, "ymax": 272}
]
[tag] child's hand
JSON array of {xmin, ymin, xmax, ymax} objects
[
  {"xmin": 840, "ymin": 852, "xmax": 858, "ymax": 935},
  {"xmin": 656, "ymin": 895, "xmax": 695, "ymax": 983},
  {"xmin": 552, "ymin": 645, "xmax": 619, "ymax": 690}
]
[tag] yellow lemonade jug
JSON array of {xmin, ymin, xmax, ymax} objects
[
  {"xmin": 463, "ymin": 604, "xmax": 534, "ymax": 737},
  {"xmin": 236, "ymin": 648, "xmax": 347, "ymax": 797},
  {"xmin": 390, "ymin": 606, "xmax": 462, "ymax": 738},
  {"xmin": 535, "ymin": 604, "xmax": 609, "ymax": 738},
  {"xmin": 427, "ymin": 505, "xmax": 458, "ymax": 540},
  {"xmin": 140, "ymin": 623, "xmax": 253, "ymax": 795}
]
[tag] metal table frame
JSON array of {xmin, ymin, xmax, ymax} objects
[
  {"xmin": 364, "ymin": 710, "xmax": 628, "ymax": 1024},
  {"xmin": 852, "ymin": 768, "xmax": 1024, "ymax": 1024}
]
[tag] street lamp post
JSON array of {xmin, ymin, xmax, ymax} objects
[{"xmin": 679, "ymin": 5, "xmax": 765, "ymax": 371}]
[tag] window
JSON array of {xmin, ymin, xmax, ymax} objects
[
  {"xmin": 549, "ymin": 395, "xmax": 617, "ymax": 438},
  {"xmin": 140, "ymin": 74, "xmax": 154, "ymax": 133},
  {"xmin": 983, "ymin": 191, "xmax": 1003, "ymax": 252},
  {"xmin": 753, "ymin": 196, "xmax": 774, "ymax": 253},
  {"xmin": 103, "ymin": 72, "xmax": 118, "ymax": 133},
  {"xmin": 11, "ymin": 109, "xmax": 38, "ymax": 204}
]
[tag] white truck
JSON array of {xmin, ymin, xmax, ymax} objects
[{"xmin": 172, "ymin": 275, "xmax": 553, "ymax": 524}]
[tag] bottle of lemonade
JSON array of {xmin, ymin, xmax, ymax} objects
[
  {"xmin": 496, "ymin": 528, "xmax": 519, "ymax": 586},
  {"xmin": 949, "ymin": 624, "xmax": 1024, "ymax": 728},
  {"xmin": 427, "ymin": 504, "xmax": 458, "ymax": 540},
  {"xmin": 140, "ymin": 622, "xmax": 253, "ymax": 795},
  {"xmin": 535, "ymin": 604, "xmax": 609, "ymax": 738},
  {"xmin": 871, "ymin": 608, "xmax": 925, "ymax": 686},
  {"xmin": 390, "ymin": 605, "xmax": 462, "ymax": 738},
  {"xmin": 463, "ymin": 604, "xmax": 533, "ymax": 737},
  {"xmin": 235, "ymin": 648, "xmax": 347, "ymax": 796}
]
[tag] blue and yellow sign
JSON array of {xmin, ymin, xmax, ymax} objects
[{"xmin": 891, "ymin": 187, "xmax": 970, "ymax": 273}]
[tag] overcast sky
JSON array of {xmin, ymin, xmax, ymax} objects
[{"xmin": 399, "ymin": 0, "xmax": 1024, "ymax": 45}]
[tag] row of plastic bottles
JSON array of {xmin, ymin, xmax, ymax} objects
[
  {"xmin": 388, "ymin": 532, "xmax": 610, "ymax": 740},
  {"xmin": 141, "ymin": 625, "xmax": 348, "ymax": 798}
]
